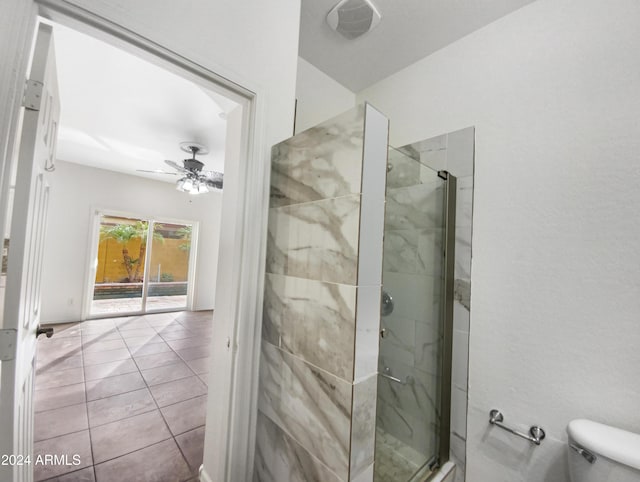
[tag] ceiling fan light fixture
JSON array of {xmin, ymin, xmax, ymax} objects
[
  {"xmin": 176, "ymin": 177, "xmax": 194, "ymax": 192},
  {"xmin": 167, "ymin": 142, "xmax": 223, "ymax": 194},
  {"xmin": 196, "ymin": 182, "xmax": 209, "ymax": 194}
]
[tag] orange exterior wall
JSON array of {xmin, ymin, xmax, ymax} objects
[{"xmin": 95, "ymin": 238, "xmax": 190, "ymax": 283}]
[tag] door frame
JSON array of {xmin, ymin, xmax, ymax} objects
[
  {"xmin": 1, "ymin": 1, "xmax": 271, "ymax": 481},
  {"xmin": 83, "ymin": 208, "xmax": 200, "ymax": 319}
]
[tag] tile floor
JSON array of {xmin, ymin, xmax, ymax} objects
[
  {"xmin": 34, "ymin": 310, "xmax": 213, "ymax": 482},
  {"xmin": 374, "ymin": 429, "xmax": 432, "ymax": 482}
]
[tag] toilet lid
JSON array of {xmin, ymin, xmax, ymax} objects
[{"xmin": 568, "ymin": 419, "xmax": 640, "ymax": 471}]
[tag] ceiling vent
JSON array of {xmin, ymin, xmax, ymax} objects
[{"xmin": 326, "ymin": 0, "xmax": 382, "ymax": 40}]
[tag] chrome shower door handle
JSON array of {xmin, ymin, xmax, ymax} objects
[{"xmin": 381, "ymin": 290, "xmax": 394, "ymax": 316}]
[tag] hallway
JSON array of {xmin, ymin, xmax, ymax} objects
[{"xmin": 33, "ymin": 311, "xmax": 212, "ymax": 481}]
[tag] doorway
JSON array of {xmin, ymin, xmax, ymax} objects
[{"xmin": 0, "ymin": 3, "xmax": 268, "ymax": 481}]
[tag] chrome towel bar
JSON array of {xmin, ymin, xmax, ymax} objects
[{"xmin": 489, "ymin": 409, "xmax": 546, "ymax": 445}]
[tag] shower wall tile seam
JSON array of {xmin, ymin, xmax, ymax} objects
[
  {"xmin": 262, "ymin": 339, "xmax": 357, "ymax": 387},
  {"xmin": 258, "ymin": 341, "xmax": 353, "ymax": 478},
  {"xmin": 266, "ymin": 193, "xmax": 362, "ymax": 286},
  {"xmin": 262, "ymin": 272, "xmax": 358, "ymax": 381},
  {"xmin": 268, "ymin": 192, "xmax": 363, "ymax": 210},
  {"xmin": 263, "ymin": 271, "xmax": 359, "ymax": 288},
  {"xmin": 256, "ymin": 408, "xmax": 348, "ymax": 482}
]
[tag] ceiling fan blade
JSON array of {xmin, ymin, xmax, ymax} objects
[
  {"xmin": 165, "ymin": 159, "xmax": 189, "ymax": 173},
  {"xmin": 203, "ymin": 177, "xmax": 223, "ymax": 190},
  {"xmin": 136, "ymin": 169, "xmax": 178, "ymax": 175}
]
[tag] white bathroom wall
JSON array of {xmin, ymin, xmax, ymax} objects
[
  {"xmin": 357, "ymin": 0, "xmax": 640, "ymax": 481},
  {"xmin": 40, "ymin": 160, "xmax": 222, "ymax": 323},
  {"xmin": 295, "ymin": 57, "xmax": 356, "ymax": 133}
]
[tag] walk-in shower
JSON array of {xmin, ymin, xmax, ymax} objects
[
  {"xmin": 374, "ymin": 147, "xmax": 456, "ymax": 481},
  {"xmin": 255, "ymin": 105, "xmax": 473, "ymax": 482}
]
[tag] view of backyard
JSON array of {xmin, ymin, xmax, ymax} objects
[{"xmin": 92, "ymin": 215, "xmax": 193, "ymax": 315}]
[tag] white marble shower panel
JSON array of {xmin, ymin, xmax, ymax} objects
[
  {"xmin": 414, "ymin": 321, "xmax": 443, "ymax": 376},
  {"xmin": 453, "ymin": 301, "xmax": 470, "ymax": 333},
  {"xmin": 413, "ymin": 133, "xmax": 448, "ymax": 154},
  {"xmin": 262, "ymin": 273, "xmax": 357, "ymax": 381},
  {"xmin": 379, "ymin": 316, "xmax": 416, "ymax": 367},
  {"xmin": 455, "ymin": 176, "xmax": 474, "ymax": 228},
  {"xmin": 258, "ymin": 342, "xmax": 352, "ymax": 479},
  {"xmin": 385, "ymin": 183, "xmax": 444, "ymax": 231},
  {"xmin": 350, "ymin": 374, "xmax": 378, "ymax": 479},
  {"xmin": 387, "ymin": 149, "xmax": 420, "ymax": 190},
  {"xmin": 266, "ymin": 194, "xmax": 361, "ymax": 285},
  {"xmin": 452, "ymin": 330, "xmax": 470, "ymax": 393},
  {"xmin": 376, "ymin": 362, "xmax": 440, "ymax": 421},
  {"xmin": 375, "ymin": 395, "xmax": 438, "ymax": 460},
  {"xmin": 254, "ymin": 411, "xmax": 341, "ymax": 482},
  {"xmin": 445, "ymin": 129, "xmax": 474, "ymax": 178},
  {"xmin": 270, "ymin": 106, "xmax": 365, "ymax": 208},
  {"xmin": 383, "ymin": 228, "xmax": 444, "ymax": 276},
  {"xmin": 354, "ymin": 285, "xmax": 382, "ymax": 381},
  {"xmin": 418, "ymin": 228, "xmax": 445, "ymax": 277},
  {"xmin": 382, "ymin": 230, "xmax": 420, "ymax": 274},
  {"xmin": 357, "ymin": 104, "xmax": 388, "ymax": 288},
  {"xmin": 450, "ymin": 432, "xmax": 466, "ymax": 482},
  {"xmin": 382, "ymin": 272, "xmax": 441, "ymax": 322},
  {"xmin": 454, "ymin": 226, "xmax": 472, "ymax": 282}
]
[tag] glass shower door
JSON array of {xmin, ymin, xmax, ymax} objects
[{"xmin": 375, "ymin": 146, "xmax": 455, "ymax": 481}]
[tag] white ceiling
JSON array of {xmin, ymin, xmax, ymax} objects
[
  {"xmin": 299, "ymin": 0, "xmax": 538, "ymax": 91},
  {"xmin": 51, "ymin": 22, "xmax": 238, "ymax": 182}
]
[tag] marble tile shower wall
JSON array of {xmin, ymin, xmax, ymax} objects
[
  {"xmin": 401, "ymin": 128, "xmax": 475, "ymax": 482},
  {"xmin": 377, "ymin": 148, "xmax": 445, "ymax": 460},
  {"xmin": 255, "ymin": 105, "xmax": 388, "ymax": 482}
]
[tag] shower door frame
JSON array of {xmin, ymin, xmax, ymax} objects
[
  {"xmin": 437, "ymin": 170, "xmax": 457, "ymax": 470},
  {"xmin": 376, "ymin": 163, "xmax": 457, "ymax": 480}
]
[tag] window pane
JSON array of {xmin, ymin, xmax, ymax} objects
[
  {"xmin": 144, "ymin": 222, "xmax": 192, "ymax": 311},
  {"xmin": 91, "ymin": 215, "xmax": 147, "ymax": 315}
]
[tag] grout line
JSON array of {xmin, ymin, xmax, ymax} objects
[
  {"xmin": 35, "ymin": 311, "xmax": 211, "ymax": 480},
  {"xmin": 123, "ymin": 312, "xmax": 203, "ymax": 478},
  {"xmin": 79, "ymin": 330, "xmax": 98, "ymax": 482},
  {"xmin": 92, "ymin": 437, "xmax": 175, "ymax": 471},
  {"xmin": 39, "ymin": 465, "xmax": 93, "ymax": 482}
]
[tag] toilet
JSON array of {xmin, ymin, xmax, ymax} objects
[{"xmin": 568, "ymin": 419, "xmax": 640, "ymax": 481}]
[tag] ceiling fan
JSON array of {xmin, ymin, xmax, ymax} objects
[{"xmin": 137, "ymin": 142, "xmax": 223, "ymax": 194}]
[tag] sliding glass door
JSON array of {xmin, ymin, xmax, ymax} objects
[
  {"xmin": 145, "ymin": 222, "xmax": 192, "ymax": 311},
  {"xmin": 89, "ymin": 213, "xmax": 195, "ymax": 317}
]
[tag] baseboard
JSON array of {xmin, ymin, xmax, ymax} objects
[{"xmin": 199, "ymin": 465, "xmax": 213, "ymax": 482}]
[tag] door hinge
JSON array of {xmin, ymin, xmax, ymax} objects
[
  {"xmin": 0, "ymin": 329, "xmax": 17, "ymax": 361},
  {"xmin": 23, "ymin": 79, "xmax": 43, "ymax": 111}
]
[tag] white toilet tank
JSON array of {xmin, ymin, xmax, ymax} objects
[{"xmin": 567, "ymin": 419, "xmax": 640, "ymax": 482}]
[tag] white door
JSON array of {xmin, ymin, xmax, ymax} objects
[{"xmin": 0, "ymin": 22, "xmax": 59, "ymax": 482}]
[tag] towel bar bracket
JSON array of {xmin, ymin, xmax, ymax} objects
[{"xmin": 489, "ymin": 409, "xmax": 545, "ymax": 445}]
